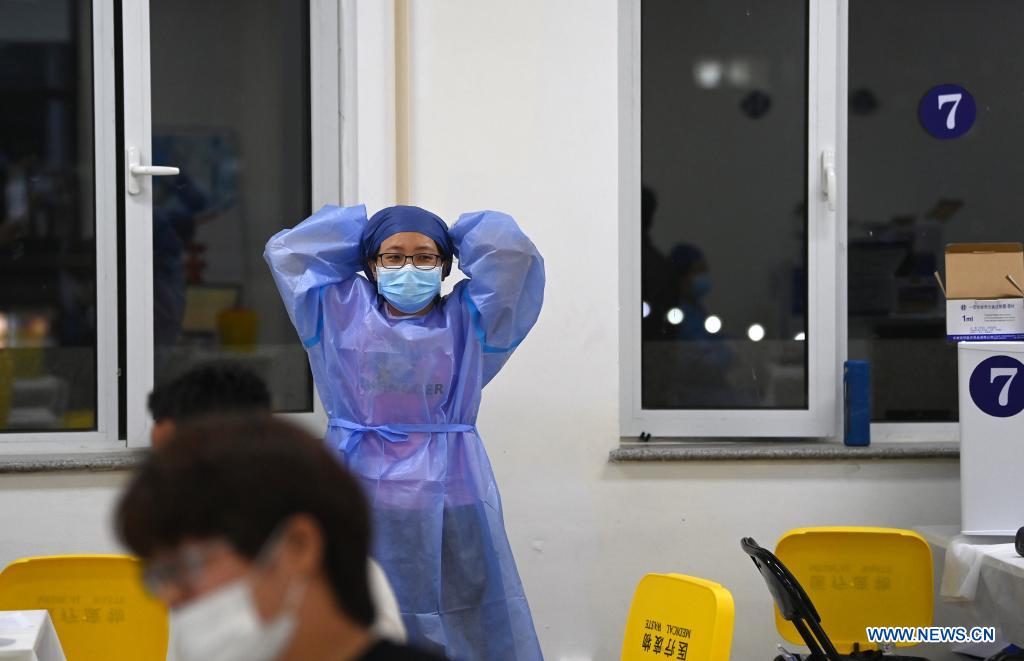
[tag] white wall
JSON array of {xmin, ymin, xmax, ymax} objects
[
  {"xmin": 0, "ymin": 472, "xmax": 126, "ymax": 560},
  {"xmin": 0, "ymin": 2, "xmax": 962, "ymax": 660}
]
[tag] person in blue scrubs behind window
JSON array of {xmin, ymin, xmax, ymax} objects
[{"xmin": 264, "ymin": 204, "xmax": 545, "ymax": 660}]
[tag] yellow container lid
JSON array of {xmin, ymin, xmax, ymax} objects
[
  {"xmin": 0, "ymin": 555, "xmax": 168, "ymax": 661},
  {"xmin": 774, "ymin": 527, "xmax": 933, "ymax": 651},
  {"xmin": 621, "ymin": 573, "xmax": 734, "ymax": 661}
]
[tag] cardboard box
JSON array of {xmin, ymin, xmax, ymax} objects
[
  {"xmin": 937, "ymin": 243, "xmax": 1024, "ymax": 341},
  {"xmin": 959, "ymin": 342, "xmax": 1024, "ymax": 534}
]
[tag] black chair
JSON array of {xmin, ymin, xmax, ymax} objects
[{"xmin": 740, "ymin": 537, "xmax": 928, "ymax": 661}]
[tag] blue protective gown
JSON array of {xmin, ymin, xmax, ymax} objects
[{"xmin": 264, "ymin": 204, "xmax": 545, "ymax": 660}]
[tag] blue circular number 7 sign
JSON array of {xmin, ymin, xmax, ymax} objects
[
  {"xmin": 970, "ymin": 355, "xmax": 1024, "ymax": 417},
  {"xmin": 919, "ymin": 84, "xmax": 976, "ymax": 139}
]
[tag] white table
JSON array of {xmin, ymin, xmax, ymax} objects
[
  {"xmin": 918, "ymin": 525, "xmax": 1024, "ymax": 656},
  {"xmin": 0, "ymin": 611, "xmax": 65, "ymax": 661}
]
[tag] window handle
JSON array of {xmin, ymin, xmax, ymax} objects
[
  {"xmin": 126, "ymin": 146, "xmax": 180, "ymax": 195},
  {"xmin": 821, "ymin": 149, "xmax": 836, "ymax": 212}
]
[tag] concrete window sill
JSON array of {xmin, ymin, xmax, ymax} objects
[
  {"xmin": 0, "ymin": 442, "xmax": 961, "ymax": 472},
  {"xmin": 609, "ymin": 440, "xmax": 960, "ymax": 462},
  {"xmin": 0, "ymin": 451, "xmax": 147, "ymax": 474}
]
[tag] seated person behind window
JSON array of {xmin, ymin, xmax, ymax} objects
[
  {"xmin": 145, "ymin": 363, "xmax": 406, "ymax": 645},
  {"xmin": 665, "ymin": 243, "xmax": 748, "ymax": 407},
  {"xmin": 116, "ymin": 416, "xmax": 446, "ymax": 661}
]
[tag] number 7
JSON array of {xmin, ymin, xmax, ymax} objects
[
  {"xmin": 991, "ymin": 367, "xmax": 1018, "ymax": 407},
  {"xmin": 938, "ymin": 93, "xmax": 962, "ymax": 130}
]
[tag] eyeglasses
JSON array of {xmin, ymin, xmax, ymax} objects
[
  {"xmin": 376, "ymin": 253, "xmax": 442, "ymax": 270},
  {"xmin": 139, "ymin": 524, "xmax": 288, "ymax": 598},
  {"xmin": 140, "ymin": 541, "xmax": 224, "ymax": 596}
]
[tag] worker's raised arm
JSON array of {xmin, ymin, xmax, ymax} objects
[
  {"xmin": 264, "ymin": 204, "xmax": 367, "ymax": 347},
  {"xmin": 450, "ymin": 211, "xmax": 545, "ymax": 361}
]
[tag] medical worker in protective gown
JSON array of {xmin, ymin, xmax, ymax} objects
[{"xmin": 264, "ymin": 204, "xmax": 544, "ymax": 660}]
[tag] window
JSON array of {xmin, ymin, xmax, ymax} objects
[
  {"xmin": 621, "ymin": 0, "xmax": 838, "ymax": 437},
  {"xmin": 1, "ymin": 0, "xmax": 105, "ymax": 436},
  {"xmin": 0, "ymin": 0, "xmax": 342, "ymax": 450},
  {"xmin": 847, "ymin": 0, "xmax": 1024, "ymax": 427},
  {"xmin": 146, "ymin": 0, "xmax": 313, "ymax": 412},
  {"xmin": 640, "ymin": 0, "xmax": 809, "ymax": 411},
  {"xmin": 624, "ymin": 0, "xmax": 1008, "ymax": 440}
]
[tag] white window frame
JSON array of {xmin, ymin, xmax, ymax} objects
[
  {"xmin": 618, "ymin": 0, "xmax": 840, "ymax": 438},
  {"xmin": 1, "ymin": 0, "xmax": 357, "ymax": 453}
]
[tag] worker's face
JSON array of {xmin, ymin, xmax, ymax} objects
[
  {"xmin": 150, "ymin": 419, "xmax": 176, "ymax": 449},
  {"xmin": 368, "ymin": 231, "xmax": 446, "ymax": 278}
]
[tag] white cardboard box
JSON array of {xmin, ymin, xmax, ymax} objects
[
  {"xmin": 947, "ymin": 298, "xmax": 1024, "ymax": 341},
  {"xmin": 958, "ymin": 341, "xmax": 1024, "ymax": 535}
]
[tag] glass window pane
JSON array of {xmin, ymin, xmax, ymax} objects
[
  {"xmin": 641, "ymin": 0, "xmax": 809, "ymax": 409},
  {"xmin": 848, "ymin": 0, "xmax": 1022, "ymax": 422},
  {"xmin": 149, "ymin": 0, "xmax": 312, "ymax": 411},
  {"xmin": 0, "ymin": 0, "xmax": 97, "ymax": 431}
]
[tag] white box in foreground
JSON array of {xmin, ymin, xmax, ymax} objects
[{"xmin": 959, "ymin": 341, "xmax": 1024, "ymax": 535}]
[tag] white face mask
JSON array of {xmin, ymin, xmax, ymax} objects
[{"xmin": 171, "ymin": 576, "xmax": 303, "ymax": 661}]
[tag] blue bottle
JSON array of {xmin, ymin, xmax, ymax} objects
[{"xmin": 844, "ymin": 360, "xmax": 871, "ymax": 446}]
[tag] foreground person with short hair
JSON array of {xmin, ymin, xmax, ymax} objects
[{"xmin": 116, "ymin": 416, "xmax": 447, "ymax": 661}]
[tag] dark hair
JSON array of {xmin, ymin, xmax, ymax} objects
[
  {"xmin": 147, "ymin": 361, "xmax": 272, "ymax": 422},
  {"xmin": 115, "ymin": 416, "xmax": 375, "ymax": 626}
]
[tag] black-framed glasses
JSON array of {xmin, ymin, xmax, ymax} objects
[{"xmin": 376, "ymin": 253, "xmax": 442, "ymax": 270}]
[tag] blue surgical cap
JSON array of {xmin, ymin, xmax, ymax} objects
[{"xmin": 361, "ymin": 206, "xmax": 455, "ymax": 270}]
